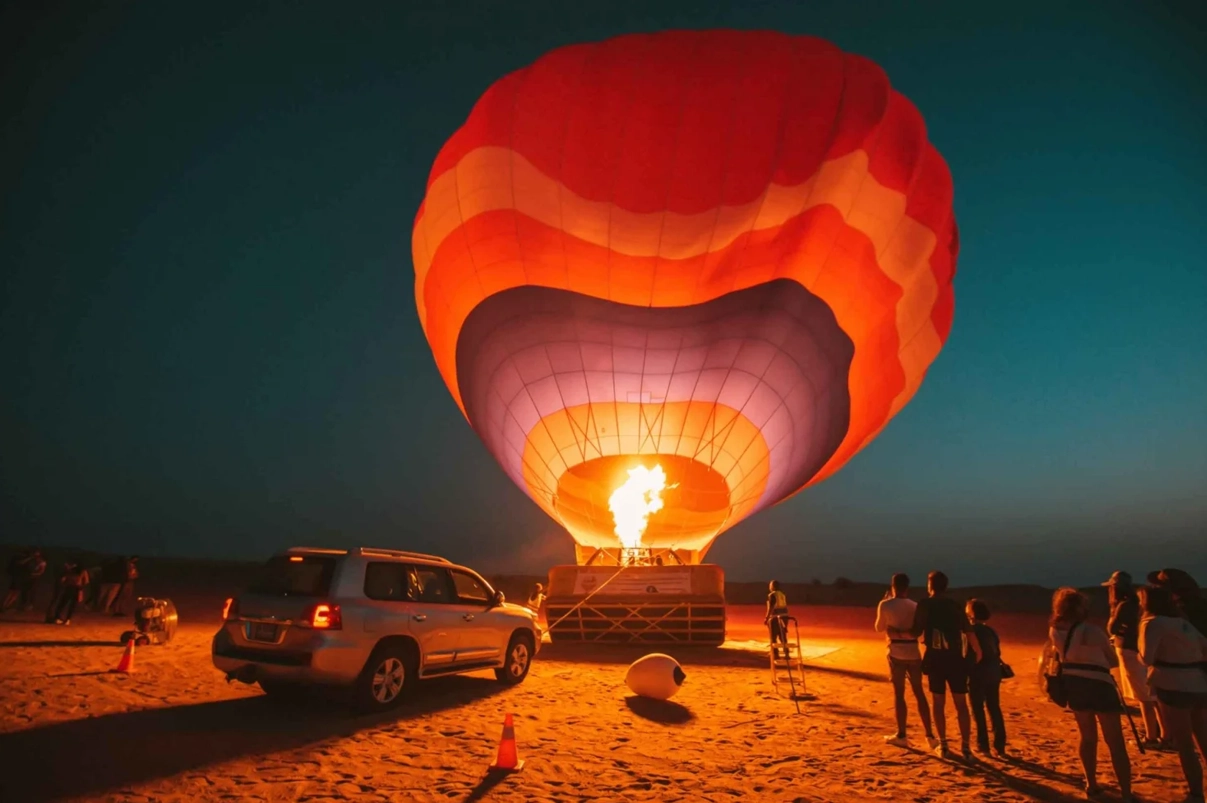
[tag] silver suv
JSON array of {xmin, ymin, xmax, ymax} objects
[{"xmin": 212, "ymin": 547, "xmax": 541, "ymax": 711}]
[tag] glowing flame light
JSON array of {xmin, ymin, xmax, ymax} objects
[{"xmin": 608, "ymin": 464, "xmax": 668, "ymax": 550}]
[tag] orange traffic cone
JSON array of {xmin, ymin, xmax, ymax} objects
[
  {"xmin": 489, "ymin": 713, "xmax": 524, "ymax": 772},
  {"xmin": 111, "ymin": 638, "xmax": 135, "ymax": 673}
]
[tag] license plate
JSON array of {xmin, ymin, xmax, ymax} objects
[{"xmin": 249, "ymin": 623, "xmax": 279, "ymax": 642}]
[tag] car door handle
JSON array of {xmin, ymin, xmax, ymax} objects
[
  {"xmin": 463, "ymin": 614, "xmax": 475, "ymax": 622},
  {"xmin": 412, "ymin": 614, "xmax": 427, "ymax": 622}
]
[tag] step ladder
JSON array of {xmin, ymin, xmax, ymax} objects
[{"xmin": 769, "ymin": 615, "xmax": 806, "ymax": 714}]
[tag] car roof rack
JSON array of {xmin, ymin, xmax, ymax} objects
[
  {"xmin": 284, "ymin": 547, "xmax": 349, "ymax": 555},
  {"xmin": 356, "ymin": 547, "xmax": 452, "ymax": 564}
]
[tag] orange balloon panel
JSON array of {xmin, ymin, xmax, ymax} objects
[{"xmin": 413, "ymin": 30, "xmax": 958, "ymax": 558}]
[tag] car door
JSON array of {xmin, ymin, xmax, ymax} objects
[
  {"xmin": 361, "ymin": 561, "xmax": 418, "ymax": 639},
  {"xmin": 406, "ymin": 565, "xmax": 463, "ymax": 672},
  {"xmin": 448, "ymin": 568, "xmax": 501, "ymax": 664}
]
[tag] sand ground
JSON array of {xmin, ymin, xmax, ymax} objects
[{"xmin": 0, "ymin": 605, "xmax": 1187, "ymax": 802}]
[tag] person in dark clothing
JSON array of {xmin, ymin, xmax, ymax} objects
[
  {"xmin": 765, "ymin": 580, "xmax": 790, "ymax": 659},
  {"xmin": 4, "ymin": 549, "xmax": 33, "ymax": 611},
  {"xmin": 4, "ymin": 549, "xmax": 47, "ymax": 612},
  {"xmin": 1105, "ymin": 570, "xmax": 1164, "ymax": 747},
  {"xmin": 97, "ymin": 556, "xmax": 125, "ymax": 614},
  {"xmin": 83, "ymin": 564, "xmax": 104, "ymax": 611},
  {"xmin": 965, "ymin": 598, "xmax": 1007, "ymax": 756},
  {"xmin": 910, "ymin": 570, "xmax": 981, "ymax": 760},
  {"xmin": 114, "ymin": 555, "xmax": 140, "ymax": 616},
  {"xmin": 47, "ymin": 562, "xmax": 89, "ymax": 625},
  {"xmin": 1155, "ymin": 568, "xmax": 1207, "ymax": 638}
]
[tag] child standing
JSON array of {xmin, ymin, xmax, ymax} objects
[{"xmin": 966, "ymin": 598, "xmax": 1007, "ymax": 756}]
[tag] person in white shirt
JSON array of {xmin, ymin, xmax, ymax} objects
[
  {"xmin": 1104, "ymin": 570, "xmax": 1165, "ymax": 748},
  {"xmin": 1138, "ymin": 584, "xmax": 1207, "ymax": 803},
  {"xmin": 875, "ymin": 573, "xmax": 937, "ymax": 749},
  {"xmin": 527, "ymin": 582, "xmax": 546, "ymax": 613},
  {"xmin": 1049, "ymin": 587, "xmax": 1132, "ymax": 802}
]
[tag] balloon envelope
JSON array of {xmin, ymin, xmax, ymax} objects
[{"xmin": 413, "ymin": 30, "xmax": 958, "ymax": 560}]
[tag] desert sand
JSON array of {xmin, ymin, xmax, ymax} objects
[{"xmin": 0, "ymin": 603, "xmax": 1187, "ymax": 802}]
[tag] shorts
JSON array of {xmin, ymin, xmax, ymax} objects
[
  {"xmin": 1065, "ymin": 675, "xmax": 1124, "ymax": 713},
  {"xmin": 923, "ymin": 651, "xmax": 968, "ymax": 695},
  {"xmin": 1154, "ymin": 688, "xmax": 1207, "ymax": 710},
  {"xmin": 888, "ymin": 656, "xmax": 923, "ymax": 687},
  {"xmin": 1114, "ymin": 648, "xmax": 1154, "ymax": 703},
  {"xmin": 768, "ymin": 616, "xmax": 788, "ymax": 643}
]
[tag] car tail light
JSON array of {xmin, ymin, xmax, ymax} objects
[
  {"xmin": 308, "ymin": 603, "xmax": 342, "ymax": 630},
  {"xmin": 222, "ymin": 597, "xmax": 239, "ymax": 621}
]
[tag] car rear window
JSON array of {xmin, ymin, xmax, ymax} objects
[
  {"xmin": 248, "ymin": 555, "xmax": 336, "ymax": 597},
  {"xmin": 364, "ymin": 562, "xmax": 415, "ymax": 601}
]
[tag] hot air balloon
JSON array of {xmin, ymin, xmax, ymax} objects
[{"xmin": 413, "ymin": 30, "xmax": 957, "ymax": 642}]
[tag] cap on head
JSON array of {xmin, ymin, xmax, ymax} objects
[{"xmin": 1101, "ymin": 570, "xmax": 1132, "ymax": 587}]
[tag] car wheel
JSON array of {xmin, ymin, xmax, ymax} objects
[
  {"xmin": 355, "ymin": 642, "xmax": 415, "ymax": 712},
  {"xmin": 495, "ymin": 631, "xmax": 534, "ymax": 685}
]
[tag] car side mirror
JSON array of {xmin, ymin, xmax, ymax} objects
[{"xmin": 490, "ymin": 589, "xmax": 505, "ymax": 608}]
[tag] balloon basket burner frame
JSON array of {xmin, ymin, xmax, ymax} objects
[{"xmin": 544, "ymin": 564, "xmax": 726, "ymax": 645}]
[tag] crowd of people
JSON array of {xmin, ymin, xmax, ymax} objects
[
  {"xmin": 855, "ymin": 567, "xmax": 1207, "ymax": 803},
  {"xmin": 3, "ymin": 548, "xmax": 141, "ymax": 625},
  {"xmin": 870, "ymin": 570, "xmax": 997, "ymax": 760},
  {"xmin": 761, "ymin": 566, "xmax": 1207, "ymax": 801}
]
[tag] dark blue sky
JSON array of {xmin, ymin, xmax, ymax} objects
[{"xmin": 2, "ymin": 1, "xmax": 1204, "ymax": 586}]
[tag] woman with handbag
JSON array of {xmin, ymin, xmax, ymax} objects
[
  {"xmin": 1138, "ymin": 584, "xmax": 1207, "ymax": 803},
  {"xmin": 1049, "ymin": 587, "xmax": 1133, "ymax": 802},
  {"xmin": 966, "ymin": 598, "xmax": 1008, "ymax": 757}
]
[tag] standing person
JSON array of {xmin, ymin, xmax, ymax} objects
[
  {"xmin": 114, "ymin": 555, "xmax": 140, "ymax": 616},
  {"xmin": 1139, "ymin": 584, "xmax": 1207, "ymax": 803},
  {"xmin": 526, "ymin": 583, "xmax": 546, "ymax": 613},
  {"xmin": 97, "ymin": 556, "xmax": 124, "ymax": 614},
  {"xmin": 3, "ymin": 548, "xmax": 33, "ymax": 611},
  {"xmin": 1049, "ymin": 587, "xmax": 1133, "ymax": 802},
  {"xmin": 765, "ymin": 580, "xmax": 790, "ymax": 659},
  {"xmin": 83, "ymin": 563, "xmax": 105, "ymax": 611},
  {"xmin": 965, "ymin": 598, "xmax": 1007, "ymax": 757},
  {"xmin": 47, "ymin": 562, "xmax": 89, "ymax": 625},
  {"xmin": 16, "ymin": 549, "xmax": 47, "ymax": 611},
  {"xmin": 1159, "ymin": 569, "xmax": 1207, "ymax": 637},
  {"xmin": 909, "ymin": 570, "xmax": 980, "ymax": 760},
  {"xmin": 1104, "ymin": 570, "xmax": 1165, "ymax": 748},
  {"xmin": 874, "ymin": 573, "xmax": 937, "ymax": 749}
]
